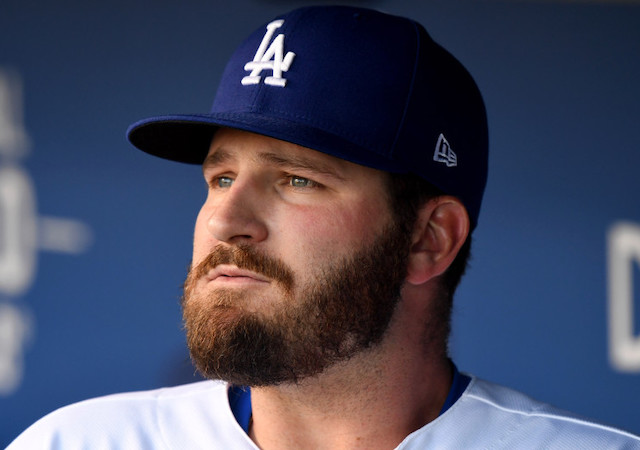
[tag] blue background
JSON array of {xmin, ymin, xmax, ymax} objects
[{"xmin": 1, "ymin": 0, "xmax": 639, "ymax": 445}]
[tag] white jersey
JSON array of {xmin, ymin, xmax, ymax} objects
[{"xmin": 8, "ymin": 375, "xmax": 640, "ymax": 449}]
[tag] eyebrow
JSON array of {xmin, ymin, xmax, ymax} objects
[
  {"xmin": 203, "ymin": 147, "xmax": 346, "ymax": 181},
  {"xmin": 203, "ymin": 148, "xmax": 233, "ymax": 170},
  {"xmin": 257, "ymin": 152, "xmax": 346, "ymax": 181}
]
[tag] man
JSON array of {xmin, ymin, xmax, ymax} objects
[{"xmin": 9, "ymin": 5, "xmax": 640, "ymax": 449}]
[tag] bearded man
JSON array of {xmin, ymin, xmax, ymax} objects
[{"xmin": 9, "ymin": 5, "xmax": 640, "ymax": 449}]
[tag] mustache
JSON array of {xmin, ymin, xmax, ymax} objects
[{"xmin": 190, "ymin": 244, "xmax": 294, "ymax": 292}]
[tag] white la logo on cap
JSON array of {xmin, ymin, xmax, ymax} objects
[{"xmin": 242, "ymin": 20, "xmax": 296, "ymax": 87}]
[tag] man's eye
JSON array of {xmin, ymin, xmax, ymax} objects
[
  {"xmin": 290, "ymin": 176, "xmax": 315, "ymax": 188},
  {"xmin": 216, "ymin": 176, "xmax": 234, "ymax": 188}
]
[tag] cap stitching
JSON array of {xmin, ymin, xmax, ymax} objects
[{"xmin": 388, "ymin": 20, "xmax": 421, "ymax": 160}]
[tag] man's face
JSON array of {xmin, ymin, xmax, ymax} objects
[{"xmin": 182, "ymin": 128, "xmax": 413, "ymax": 386}]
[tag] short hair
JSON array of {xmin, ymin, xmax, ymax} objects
[{"xmin": 385, "ymin": 172, "xmax": 472, "ymax": 351}]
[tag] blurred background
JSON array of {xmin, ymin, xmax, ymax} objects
[{"xmin": 1, "ymin": 0, "xmax": 639, "ymax": 444}]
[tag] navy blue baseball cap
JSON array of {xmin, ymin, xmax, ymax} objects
[{"xmin": 127, "ymin": 5, "xmax": 488, "ymax": 228}]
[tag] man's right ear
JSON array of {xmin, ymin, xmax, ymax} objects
[{"xmin": 405, "ymin": 196, "xmax": 469, "ymax": 286}]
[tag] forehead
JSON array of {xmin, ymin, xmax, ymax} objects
[{"xmin": 206, "ymin": 128, "xmax": 388, "ymax": 183}]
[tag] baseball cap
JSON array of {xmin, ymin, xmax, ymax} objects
[{"xmin": 127, "ymin": 5, "xmax": 488, "ymax": 228}]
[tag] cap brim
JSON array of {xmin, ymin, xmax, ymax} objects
[
  {"xmin": 127, "ymin": 115, "xmax": 223, "ymax": 164},
  {"xmin": 127, "ymin": 112, "xmax": 409, "ymax": 174}
]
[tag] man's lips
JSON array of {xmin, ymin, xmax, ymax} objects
[{"xmin": 205, "ymin": 265, "xmax": 271, "ymax": 284}]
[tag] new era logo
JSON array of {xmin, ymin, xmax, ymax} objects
[
  {"xmin": 433, "ymin": 134, "xmax": 457, "ymax": 167},
  {"xmin": 242, "ymin": 20, "xmax": 296, "ymax": 87}
]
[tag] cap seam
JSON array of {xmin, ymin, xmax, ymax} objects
[{"xmin": 388, "ymin": 20, "xmax": 421, "ymax": 160}]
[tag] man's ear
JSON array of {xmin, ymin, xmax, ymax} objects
[{"xmin": 405, "ymin": 196, "xmax": 469, "ymax": 286}]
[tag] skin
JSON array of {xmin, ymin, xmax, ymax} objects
[{"xmin": 194, "ymin": 128, "xmax": 470, "ymax": 449}]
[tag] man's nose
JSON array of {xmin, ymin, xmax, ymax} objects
[{"xmin": 205, "ymin": 178, "xmax": 269, "ymax": 245}]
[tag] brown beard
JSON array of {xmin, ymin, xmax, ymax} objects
[{"xmin": 181, "ymin": 221, "xmax": 412, "ymax": 387}]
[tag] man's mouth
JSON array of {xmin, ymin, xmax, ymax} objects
[
  {"xmin": 190, "ymin": 244, "xmax": 295, "ymax": 293},
  {"xmin": 205, "ymin": 265, "xmax": 271, "ymax": 285}
]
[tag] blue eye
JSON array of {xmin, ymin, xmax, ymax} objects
[
  {"xmin": 217, "ymin": 176, "xmax": 234, "ymax": 188},
  {"xmin": 290, "ymin": 176, "xmax": 314, "ymax": 188}
]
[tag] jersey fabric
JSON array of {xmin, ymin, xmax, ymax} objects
[
  {"xmin": 226, "ymin": 364, "xmax": 471, "ymax": 434},
  {"xmin": 8, "ymin": 375, "xmax": 640, "ymax": 449}
]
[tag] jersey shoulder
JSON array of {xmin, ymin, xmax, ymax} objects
[
  {"xmin": 401, "ymin": 375, "xmax": 640, "ymax": 449},
  {"xmin": 7, "ymin": 380, "xmax": 255, "ymax": 450}
]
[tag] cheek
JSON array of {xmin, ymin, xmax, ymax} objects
[
  {"xmin": 283, "ymin": 201, "xmax": 388, "ymax": 256},
  {"xmin": 328, "ymin": 200, "xmax": 390, "ymax": 237}
]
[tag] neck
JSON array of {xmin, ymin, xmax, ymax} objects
[{"xmin": 247, "ymin": 309, "xmax": 452, "ymax": 450}]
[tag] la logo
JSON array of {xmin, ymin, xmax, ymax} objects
[{"xmin": 242, "ymin": 20, "xmax": 296, "ymax": 87}]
